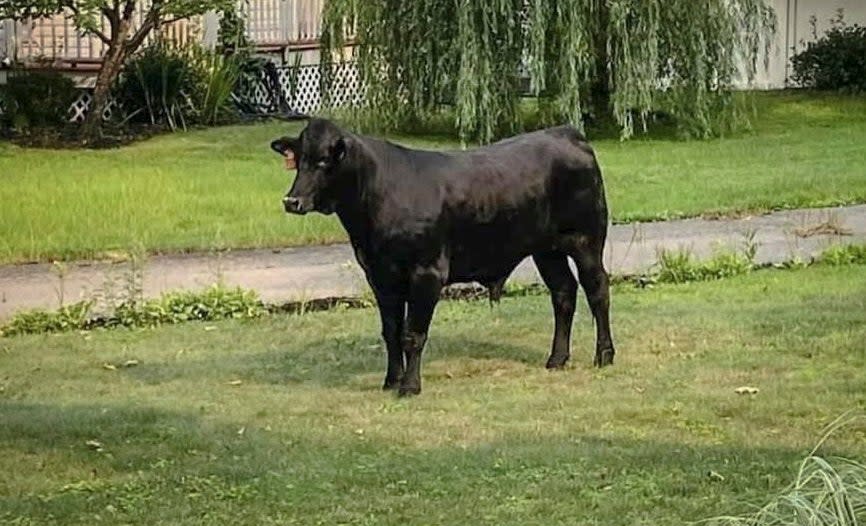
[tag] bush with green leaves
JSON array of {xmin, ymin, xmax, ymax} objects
[
  {"xmin": 655, "ymin": 247, "xmax": 755, "ymax": 284},
  {"xmin": 817, "ymin": 244, "xmax": 866, "ymax": 266},
  {"xmin": 0, "ymin": 301, "xmax": 92, "ymax": 337},
  {"xmin": 791, "ymin": 11, "xmax": 866, "ymax": 93},
  {"xmin": 108, "ymin": 283, "xmax": 266, "ymax": 328},
  {"xmin": 187, "ymin": 46, "xmax": 242, "ymax": 125},
  {"xmin": 1, "ymin": 284, "xmax": 265, "ymax": 337},
  {"xmin": 0, "ymin": 70, "xmax": 78, "ymax": 130},
  {"xmin": 115, "ymin": 42, "xmax": 240, "ymax": 129}
]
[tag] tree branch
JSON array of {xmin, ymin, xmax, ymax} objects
[
  {"xmin": 160, "ymin": 16, "xmax": 189, "ymax": 26},
  {"xmin": 88, "ymin": 26, "xmax": 113, "ymax": 45},
  {"xmin": 125, "ymin": 3, "xmax": 162, "ymax": 52},
  {"xmin": 101, "ymin": 6, "xmax": 118, "ymax": 26},
  {"xmin": 61, "ymin": 2, "xmax": 112, "ymax": 46}
]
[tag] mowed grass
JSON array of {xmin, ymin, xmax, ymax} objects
[
  {"xmin": 1, "ymin": 265, "xmax": 865, "ymax": 525},
  {"xmin": 1, "ymin": 91, "xmax": 866, "ymax": 264}
]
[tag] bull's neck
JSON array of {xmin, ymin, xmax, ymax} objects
[{"xmin": 334, "ymin": 144, "xmax": 376, "ymax": 249}]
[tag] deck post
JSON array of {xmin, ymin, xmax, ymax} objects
[
  {"xmin": 201, "ymin": 10, "xmax": 219, "ymax": 49},
  {"xmin": 1, "ymin": 19, "xmax": 16, "ymax": 64}
]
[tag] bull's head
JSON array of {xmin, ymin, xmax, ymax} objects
[{"xmin": 270, "ymin": 119, "xmax": 348, "ymax": 215}]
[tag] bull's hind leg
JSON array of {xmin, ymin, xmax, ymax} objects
[
  {"xmin": 569, "ymin": 240, "xmax": 615, "ymax": 367},
  {"xmin": 533, "ymin": 252, "xmax": 578, "ymax": 369}
]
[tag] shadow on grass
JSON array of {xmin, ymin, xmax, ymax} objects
[
  {"xmin": 1, "ymin": 400, "xmax": 849, "ymax": 525},
  {"xmin": 118, "ymin": 333, "xmax": 548, "ymax": 390}
]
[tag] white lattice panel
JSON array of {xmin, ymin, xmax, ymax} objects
[
  {"xmin": 239, "ymin": 62, "xmax": 364, "ymax": 115},
  {"xmin": 3, "ymin": 62, "xmax": 363, "ymax": 125},
  {"xmin": 68, "ymin": 90, "xmax": 119, "ymax": 123}
]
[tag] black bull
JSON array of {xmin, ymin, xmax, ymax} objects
[{"xmin": 271, "ymin": 118, "xmax": 615, "ymax": 396}]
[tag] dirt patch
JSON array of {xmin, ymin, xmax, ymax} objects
[
  {"xmin": 794, "ymin": 220, "xmax": 852, "ymax": 238},
  {"xmin": 1, "ymin": 123, "xmax": 167, "ymax": 149}
]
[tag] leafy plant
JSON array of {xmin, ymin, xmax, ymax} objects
[
  {"xmin": 186, "ymin": 46, "xmax": 242, "ymax": 125},
  {"xmin": 217, "ymin": 3, "xmax": 254, "ymax": 54},
  {"xmin": 0, "ymin": 301, "xmax": 92, "ymax": 337},
  {"xmin": 1, "ymin": 284, "xmax": 265, "ymax": 337},
  {"xmin": 116, "ymin": 42, "xmax": 241, "ymax": 129},
  {"xmin": 116, "ymin": 42, "xmax": 197, "ymax": 130},
  {"xmin": 817, "ymin": 244, "xmax": 866, "ymax": 266},
  {"xmin": 0, "ymin": 70, "xmax": 78, "ymax": 130},
  {"xmin": 108, "ymin": 283, "xmax": 266, "ymax": 328},
  {"xmin": 655, "ymin": 246, "xmax": 755, "ymax": 284},
  {"xmin": 792, "ymin": 10, "xmax": 866, "ymax": 93}
]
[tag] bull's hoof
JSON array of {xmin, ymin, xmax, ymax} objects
[
  {"xmin": 545, "ymin": 353, "xmax": 570, "ymax": 369},
  {"xmin": 383, "ymin": 379, "xmax": 401, "ymax": 391},
  {"xmin": 397, "ymin": 384, "xmax": 421, "ymax": 397},
  {"xmin": 593, "ymin": 348, "xmax": 615, "ymax": 368}
]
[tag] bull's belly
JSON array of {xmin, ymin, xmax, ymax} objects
[
  {"xmin": 444, "ymin": 211, "xmax": 559, "ymax": 283},
  {"xmin": 446, "ymin": 245, "xmax": 534, "ymax": 284}
]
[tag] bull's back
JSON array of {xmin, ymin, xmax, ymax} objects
[{"xmin": 442, "ymin": 126, "xmax": 606, "ymax": 283}]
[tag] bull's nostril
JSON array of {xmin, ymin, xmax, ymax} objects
[{"xmin": 283, "ymin": 196, "xmax": 302, "ymax": 213}]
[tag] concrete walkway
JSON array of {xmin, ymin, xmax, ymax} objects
[{"xmin": 1, "ymin": 205, "xmax": 865, "ymax": 319}]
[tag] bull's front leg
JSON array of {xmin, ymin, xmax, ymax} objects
[
  {"xmin": 399, "ymin": 269, "xmax": 443, "ymax": 397},
  {"xmin": 375, "ymin": 292, "xmax": 406, "ymax": 390}
]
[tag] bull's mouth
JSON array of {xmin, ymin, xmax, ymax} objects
[{"xmin": 283, "ymin": 196, "xmax": 337, "ymax": 216}]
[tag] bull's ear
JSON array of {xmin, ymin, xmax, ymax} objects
[
  {"xmin": 331, "ymin": 137, "xmax": 347, "ymax": 163},
  {"xmin": 270, "ymin": 136, "xmax": 299, "ymax": 157}
]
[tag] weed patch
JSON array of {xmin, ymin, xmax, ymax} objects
[
  {"xmin": 816, "ymin": 244, "xmax": 866, "ymax": 266},
  {"xmin": 0, "ymin": 283, "xmax": 265, "ymax": 337}
]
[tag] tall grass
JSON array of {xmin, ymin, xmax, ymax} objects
[{"xmin": 708, "ymin": 414, "xmax": 866, "ymax": 526}]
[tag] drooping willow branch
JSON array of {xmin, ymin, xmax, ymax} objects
[{"xmin": 321, "ymin": 0, "xmax": 776, "ymax": 143}]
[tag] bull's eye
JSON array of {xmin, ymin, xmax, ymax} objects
[{"xmin": 317, "ymin": 159, "xmax": 329, "ymax": 169}]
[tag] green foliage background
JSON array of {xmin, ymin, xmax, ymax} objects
[{"xmin": 321, "ymin": 0, "xmax": 776, "ymax": 142}]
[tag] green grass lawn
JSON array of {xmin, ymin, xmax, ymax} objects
[
  {"xmin": 1, "ymin": 91, "xmax": 865, "ymax": 264},
  {"xmin": 1, "ymin": 265, "xmax": 864, "ymax": 525}
]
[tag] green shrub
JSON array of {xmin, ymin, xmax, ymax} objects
[
  {"xmin": 791, "ymin": 11, "xmax": 866, "ymax": 93},
  {"xmin": 108, "ymin": 283, "xmax": 266, "ymax": 328},
  {"xmin": 817, "ymin": 244, "xmax": 866, "ymax": 266},
  {"xmin": 0, "ymin": 301, "xmax": 92, "ymax": 337},
  {"xmin": 0, "ymin": 70, "xmax": 78, "ymax": 130},
  {"xmin": 185, "ymin": 46, "xmax": 241, "ymax": 125},
  {"xmin": 115, "ymin": 42, "xmax": 196, "ymax": 129},
  {"xmin": 1, "ymin": 284, "xmax": 265, "ymax": 337},
  {"xmin": 115, "ymin": 42, "xmax": 240, "ymax": 129},
  {"xmin": 656, "ymin": 248, "xmax": 754, "ymax": 284}
]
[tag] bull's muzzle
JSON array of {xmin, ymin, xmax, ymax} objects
[{"xmin": 282, "ymin": 196, "xmax": 308, "ymax": 215}]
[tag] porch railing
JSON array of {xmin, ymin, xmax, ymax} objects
[{"xmin": 1, "ymin": 0, "xmax": 326, "ymax": 66}]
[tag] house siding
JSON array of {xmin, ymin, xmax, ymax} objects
[{"xmin": 745, "ymin": 0, "xmax": 866, "ymax": 88}]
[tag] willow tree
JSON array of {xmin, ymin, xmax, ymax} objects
[{"xmin": 321, "ymin": 0, "xmax": 776, "ymax": 143}]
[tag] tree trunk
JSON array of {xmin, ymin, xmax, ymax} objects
[{"xmin": 80, "ymin": 43, "xmax": 127, "ymax": 144}]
